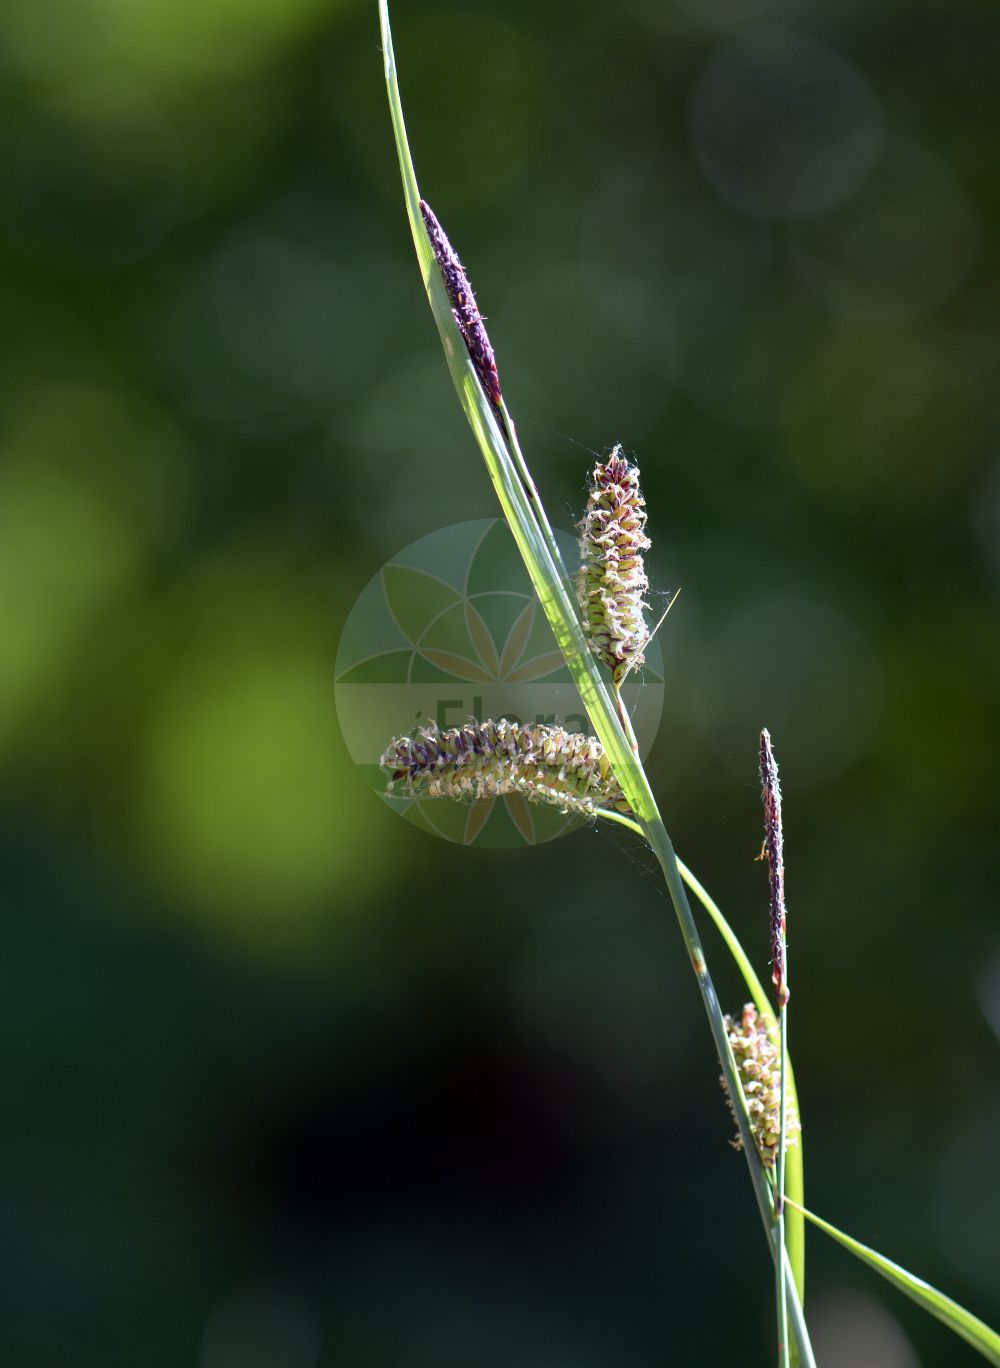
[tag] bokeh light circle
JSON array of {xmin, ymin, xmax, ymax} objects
[{"xmin": 692, "ymin": 31, "xmax": 883, "ymax": 220}]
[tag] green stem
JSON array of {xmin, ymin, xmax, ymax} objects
[
  {"xmin": 592, "ymin": 811, "xmax": 779, "ymax": 1239},
  {"xmin": 597, "ymin": 817, "xmax": 809, "ymax": 1361},
  {"xmin": 498, "ymin": 398, "xmax": 572, "ymax": 584},
  {"xmin": 782, "ymin": 1244, "xmax": 814, "ymax": 1368},
  {"xmin": 593, "ymin": 809, "xmax": 644, "ymax": 839},
  {"xmin": 674, "ymin": 856, "xmax": 805, "ymax": 1302},
  {"xmin": 777, "ymin": 1001, "xmax": 789, "ymax": 1367},
  {"xmin": 644, "ymin": 826, "xmax": 773, "ymax": 1211},
  {"xmin": 588, "ymin": 823, "xmax": 813, "ymax": 1356},
  {"xmin": 642, "ymin": 817, "xmax": 816, "ymax": 1368}
]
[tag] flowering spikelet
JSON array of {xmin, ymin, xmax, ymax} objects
[
  {"xmin": 577, "ymin": 446, "xmax": 651, "ymax": 684},
  {"xmin": 419, "ymin": 199, "xmax": 502, "ymax": 409},
  {"xmin": 720, "ymin": 1004, "xmax": 800, "ymax": 1168},
  {"xmin": 381, "ymin": 719, "xmax": 631, "ymax": 816},
  {"xmin": 759, "ymin": 728, "xmax": 788, "ymax": 1006}
]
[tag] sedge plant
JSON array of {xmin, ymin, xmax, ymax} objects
[{"xmin": 375, "ymin": 4, "xmax": 1000, "ymax": 1362}]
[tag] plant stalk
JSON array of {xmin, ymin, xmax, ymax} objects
[
  {"xmin": 641, "ymin": 817, "xmax": 815, "ymax": 1368},
  {"xmin": 378, "ymin": 6, "xmax": 813, "ymax": 1359},
  {"xmin": 777, "ymin": 1000, "xmax": 789, "ymax": 1367}
]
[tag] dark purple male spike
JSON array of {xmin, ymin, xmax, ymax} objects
[
  {"xmin": 759, "ymin": 728, "xmax": 788, "ymax": 1006},
  {"xmin": 419, "ymin": 198, "xmax": 502, "ymax": 409}
]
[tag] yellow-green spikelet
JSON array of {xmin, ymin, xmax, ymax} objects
[
  {"xmin": 720, "ymin": 1003, "xmax": 801, "ymax": 1167},
  {"xmin": 577, "ymin": 446, "xmax": 651, "ymax": 684}
]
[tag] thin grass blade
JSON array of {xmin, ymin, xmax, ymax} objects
[{"xmin": 790, "ymin": 1202, "xmax": 1000, "ymax": 1366}]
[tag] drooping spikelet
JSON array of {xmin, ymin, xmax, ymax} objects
[
  {"xmin": 577, "ymin": 446, "xmax": 651, "ymax": 684},
  {"xmin": 419, "ymin": 199, "xmax": 503, "ymax": 410},
  {"xmin": 381, "ymin": 719, "xmax": 631, "ymax": 817},
  {"xmin": 720, "ymin": 1004, "xmax": 800, "ymax": 1168}
]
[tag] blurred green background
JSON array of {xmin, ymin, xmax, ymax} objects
[{"xmin": 2, "ymin": 0, "xmax": 999, "ymax": 1363}]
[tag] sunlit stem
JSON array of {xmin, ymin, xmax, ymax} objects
[
  {"xmin": 641, "ymin": 817, "xmax": 813, "ymax": 1368},
  {"xmin": 777, "ymin": 995, "xmax": 790, "ymax": 1367},
  {"xmin": 592, "ymin": 811, "xmax": 814, "ymax": 1367},
  {"xmin": 499, "ymin": 397, "xmax": 580, "ymax": 602},
  {"xmin": 595, "ymin": 823, "xmax": 807, "ymax": 1322},
  {"xmin": 674, "ymin": 856, "xmax": 806, "ymax": 1304}
]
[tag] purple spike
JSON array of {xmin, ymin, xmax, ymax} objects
[{"xmin": 420, "ymin": 199, "xmax": 503, "ymax": 409}]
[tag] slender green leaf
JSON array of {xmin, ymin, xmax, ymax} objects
[{"xmin": 792, "ymin": 1202, "xmax": 1000, "ymax": 1366}]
